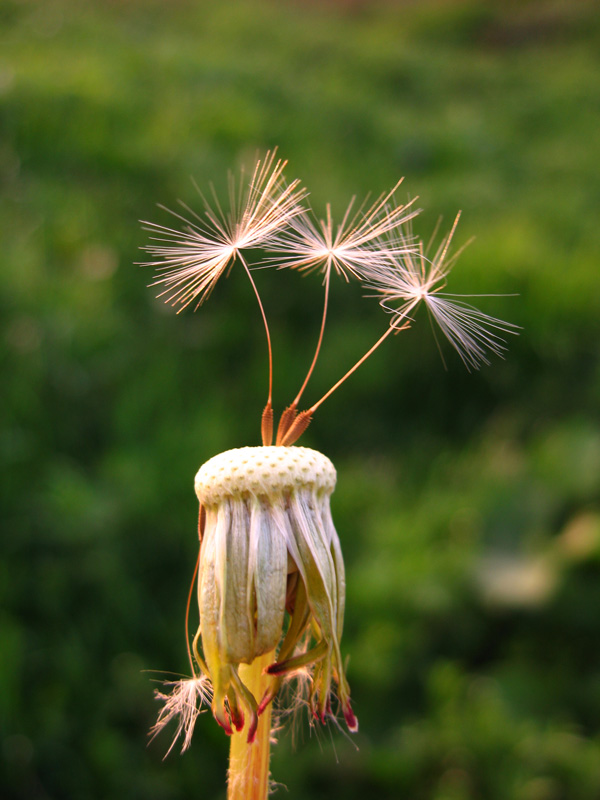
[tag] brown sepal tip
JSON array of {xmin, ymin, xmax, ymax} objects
[
  {"xmin": 261, "ymin": 402, "xmax": 274, "ymax": 447},
  {"xmin": 275, "ymin": 403, "xmax": 298, "ymax": 445},
  {"xmin": 279, "ymin": 410, "xmax": 313, "ymax": 447}
]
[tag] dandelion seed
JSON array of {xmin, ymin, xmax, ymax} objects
[
  {"xmin": 264, "ymin": 185, "xmax": 419, "ymax": 425},
  {"xmin": 366, "ymin": 214, "xmax": 520, "ymax": 370},
  {"xmin": 141, "ymin": 151, "xmax": 308, "ymax": 434},
  {"xmin": 141, "ymin": 150, "xmax": 306, "ymax": 311}
]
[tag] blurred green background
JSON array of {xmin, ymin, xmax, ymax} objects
[{"xmin": 2, "ymin": 0, "xmax": 600, "ymax": 798}]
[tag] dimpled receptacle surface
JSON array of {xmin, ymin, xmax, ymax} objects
[{"xmin": 194, "ymin": 446, "xmax": 336, "ymax": 506}]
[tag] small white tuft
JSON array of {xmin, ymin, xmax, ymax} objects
[{"xmin": 150, "ymin": 676, "xmax": 213, "ymax": 756}]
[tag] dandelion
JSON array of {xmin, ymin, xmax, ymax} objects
[{"xmin": 141, "ymin": 154, "xmax": 516, "ymax": 800}]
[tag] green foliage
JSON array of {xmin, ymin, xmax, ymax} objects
[{"xmin": 1, "ymin": 1, "xmax": 599, "ymax": 798}]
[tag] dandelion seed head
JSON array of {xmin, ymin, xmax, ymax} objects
[
  {"xmin": 194, "ymin": 445, "xmax": 336, "ymax": 505},
  {"xmin": 191, "ymin": 445, "xmax": 356, "ymax": 742}
]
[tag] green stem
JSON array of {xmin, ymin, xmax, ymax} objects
[{"xmin": 227, "ymin": 651, "xmax": 276, "ymax": 800}]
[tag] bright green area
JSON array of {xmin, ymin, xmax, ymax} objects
[{"xmin": 2, "ymin": 0, "xmax": 600, "ymax": 798}]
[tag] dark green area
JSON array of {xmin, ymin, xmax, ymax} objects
[{"xmin": 2, "ymin": 0, "xmax": 600, "ymax": 798}]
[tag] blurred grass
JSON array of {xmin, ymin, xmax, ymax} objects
[{"xmin": 1, "ymin": 0, "xmax": 600, "ymax": 798}]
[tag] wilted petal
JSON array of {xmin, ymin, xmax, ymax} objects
[{"xmin": 249, "ymin": 496, "xmax": 288, "ymax": 654}]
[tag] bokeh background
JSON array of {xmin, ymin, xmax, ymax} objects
[{"xmin": 2, "ymin": 0, "xmax": 600, "ymax": 798}]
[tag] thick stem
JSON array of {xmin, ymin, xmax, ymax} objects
[{"xmin": 227, "ymin": 651, "xmax": 276, "ymax": 800}]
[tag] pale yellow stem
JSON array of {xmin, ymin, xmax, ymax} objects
[{"xmin": 227, "ymin": 650, "xmax": 277, "ymax": 800}]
